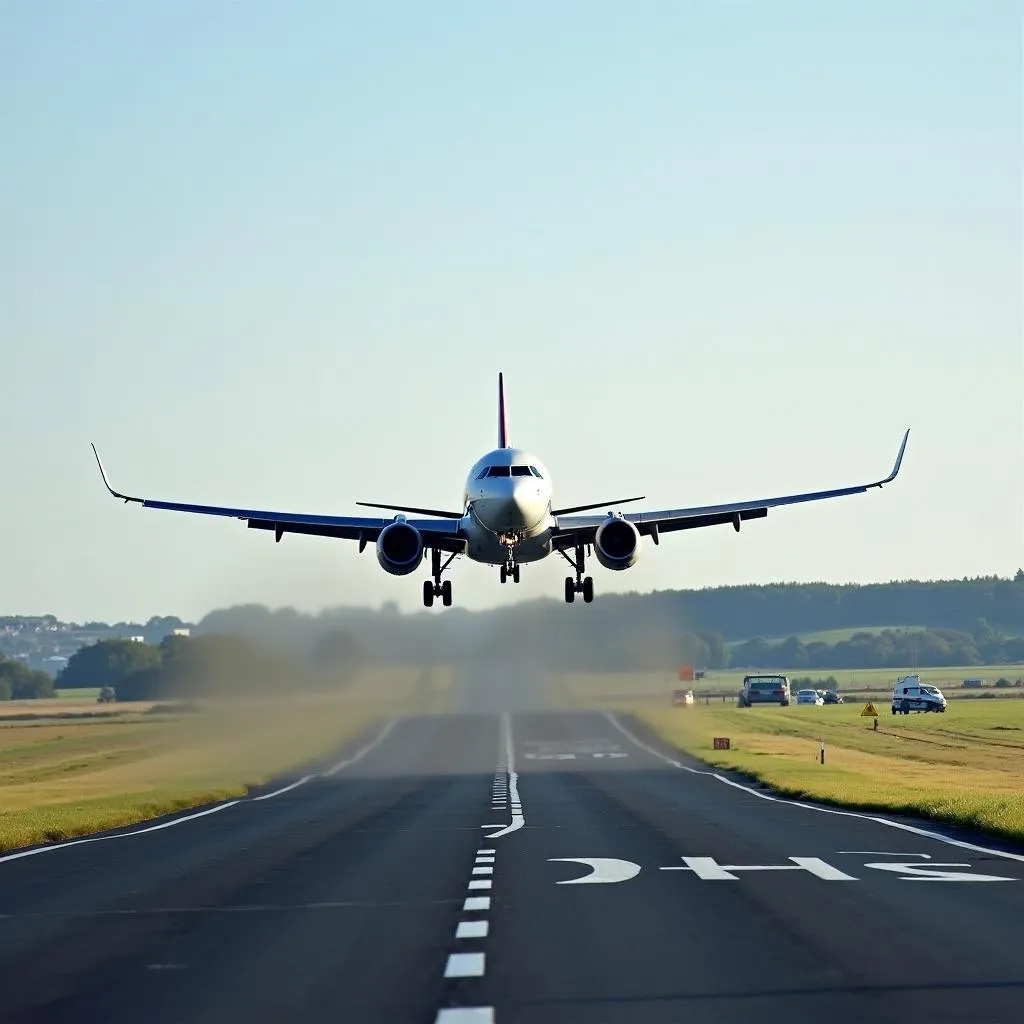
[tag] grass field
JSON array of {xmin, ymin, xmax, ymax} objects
[
  {"xmin": 556, "ymin": 667, "xmax": 1024, "ymax": 844},
  {"xmin": 0, "ymin": 664, "xmax": 454, "ymax": 853},
  {"xmin": 728, "ymin": 625, "xmax": 922, "ymax": 646}
]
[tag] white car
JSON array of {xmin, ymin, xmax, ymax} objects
[
  {"xmin": 796, "ymin": 689, "xmax": 824, "ymax": 705},
  {"xmin": 891, "ymin": 675, "xmax": 947, "ymax": 714}
]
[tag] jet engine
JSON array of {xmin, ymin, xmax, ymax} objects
[
  {"xmin": 594, "ymin": 516, "xmax": 641, "ymax": 571},
  {"xmin": 375, "ymin": 520, "xmax": 424, "ymax": 575}
]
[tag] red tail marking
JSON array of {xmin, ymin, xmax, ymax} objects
[{"xmin": 498, "ymin": 372, "xmax": 509, "ymax": 448}]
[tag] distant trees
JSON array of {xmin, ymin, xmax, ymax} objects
[
  {"xmin": 0, "ymin": 654, "xmax": 56, "ymax": 700},
  {"xmin": 56, "ymin": 639, "xmax": 161, "ymax": 690},
  {"xmin": 731, "ymin": 625, "xmax": 1023, "ymax": 671}
]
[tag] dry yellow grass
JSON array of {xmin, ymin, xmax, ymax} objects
[
  {"xmin": 556, "ymin": 670, "xmax": 1024, "ymax": 843},
  {"xmin": 0, "ymin": 664, "xmax": 454, "ymax": 851}
]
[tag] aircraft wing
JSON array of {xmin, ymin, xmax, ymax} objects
[
  {"xmin": 90, "ymin": 445, "xmax": 466, "ymax": 553},
  {"xmin": 552, "ymin": 429, "xmax": 909, "ymax": 551}
]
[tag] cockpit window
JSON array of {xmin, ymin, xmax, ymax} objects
[
  {"xmin": 511, "ymin": 466, "xmax": 532, "ymax": 476},
  {"xmin": 529, "ymin": 466, "xmax": 543, "ymax": 478},
  {"xmin": 482, "ymin": 465, "xmax": 511, "ymax": 477}
]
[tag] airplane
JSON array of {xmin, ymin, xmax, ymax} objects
[{"xmin": 91, "ymin": 374, "xmax": 910, "ymax": 609}]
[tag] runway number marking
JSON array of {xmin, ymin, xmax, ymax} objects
[
  {"xmin": 862, "ymin": 861, "xmax": 1016, "ymax": 882},
  {"xmin": 661, "ymin": 856, "xmax": 857, "ymax": 881},
  {"xmin": 548, "ymin": 853, "xmax": 1020, "ymax": 884},
  {"xmin": 549, "ymin": 858, "xmax": 642, "ymax": 884}
]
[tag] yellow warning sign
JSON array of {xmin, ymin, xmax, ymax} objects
[{"xmin": 861, "ymin": 702, "xmax": 879, "ymax": 717}]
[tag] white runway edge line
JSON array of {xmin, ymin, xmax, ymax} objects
[
  {"xmin": 323, "ymin": 718, "xmax": 398, "ymax": 776},
  {"xmin": 0, "ymin": 801, "xmax": 242, "ymax": 866},
  {"xmin": 251, "ymin": 774, "xmax": 317, "ymax": 802},
  {"xmin": 605, "ymin": 712, "xmax": 1024, "ymax": 864},
  {"xmin": 483, "ymin": 712, "xmax": 524, "ymax": 839},
  {"xmin": 0, "ymin": 718, "xmax": 402, "ymax": 867}
]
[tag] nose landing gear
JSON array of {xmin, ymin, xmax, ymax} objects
[
  {"xmin": 499, "ymin": 536, "xmax": 521, "ymax": 584},
  {"xmin": 559, "ymin": 544, "xmax": 594, "ymax": 604},
  {"xmin": 422, "ymin": 548, "xmax": 456, "ymax": 608}
]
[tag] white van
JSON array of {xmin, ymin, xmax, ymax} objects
[{"xmin": 891, "ymin": 674, "xmax": 947, "ymax": 714}]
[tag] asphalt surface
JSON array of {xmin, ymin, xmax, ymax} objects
[{"xmin": 2, "ymin": 690, "xmax": 1024, "ymax": 1022}]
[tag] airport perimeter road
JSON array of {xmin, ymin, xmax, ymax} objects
[{"xmin": 1, "ymin": 709, "xmax": 1024, "ymax": 1023}]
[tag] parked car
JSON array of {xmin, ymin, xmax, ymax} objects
[
  {"xmin": 796, "ymin": 689, "xmax": 824, "ymax": 705},
  {"xmin": 891, "ymin": 675, "xmax": 947, "ymax": 714},
  {"xmin": 737, "ymin": 675, "xmax": 791, "ymax": 707},
  {"xmin": 821, "ymin": 690, "xmax": 843, "ymax": 704}
]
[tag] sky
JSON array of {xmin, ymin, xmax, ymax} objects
[{"xmin": 1, "ymin": 2, "xmax": 1021, "ymax": 624}]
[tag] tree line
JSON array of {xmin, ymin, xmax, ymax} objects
[
  {"xmin": 56, "ymin": 629, "xmax": 366, "ymax": 699},
  {"xmin": 733, "ymin": 622, "xmax": 1024, "ymax": 671},
  {"xmin": 0, "ymin": 653, "xmax": 56, "ymax": 700},
  {"xmin": 187, "ymin": 573, "xmax": 1024, "ymax": 673}
]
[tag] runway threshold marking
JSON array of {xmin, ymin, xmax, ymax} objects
[{"xmin": 605, "ymin": 712, "xmax": 1024, "ymax": 864}]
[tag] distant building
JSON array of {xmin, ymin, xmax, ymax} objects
[{"xmin": 172, "ymin": 628, "xmax": 191, "ymax": 637}]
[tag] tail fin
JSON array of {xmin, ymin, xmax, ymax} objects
[{"xmin": 498, "ymin": 372, "xmax": 509, "ymax": 448}]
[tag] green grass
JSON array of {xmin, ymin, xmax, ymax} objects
[
  {"xmin": 727, "ymin": 625, "xmax": 922, "ymax": 646},
  {"xmin": 0, "ymin": 665, "xmax": 455, "ymax": 853},
  {"xmin": 55, "ymin": 688, "xmax": 101, "ymax": 700},
  {"xmin": 556, "ymin": 668, "xmax": 1024, "ymax": 844}
]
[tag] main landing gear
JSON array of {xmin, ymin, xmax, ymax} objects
[
  {"xmin": 423, "ymin": 548, "xmax": 456, "ymax": 608},
  {"xmin": 559, "ymin": 543, "xmax": 594, "ymax": 604},
  {"xmin": 500, "ymin": 562, "xmax": 520, "ymax": 584}
]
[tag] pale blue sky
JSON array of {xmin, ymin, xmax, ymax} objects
[{"xmin": 1, "ymin": 2, "xmax": 1020, "ymax": 623}]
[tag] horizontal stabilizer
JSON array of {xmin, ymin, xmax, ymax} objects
[
  {"xmin": 552, "ymin": 496, "xmax": 645, "ymax": 516},
  {"xmin": 355, "ymin": 501, "xmax": 463, "ymax": 520}
]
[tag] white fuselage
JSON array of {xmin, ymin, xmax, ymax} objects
[{"xmin": 460, "ymin": 447, "xmax": 555, "ymax": 564}]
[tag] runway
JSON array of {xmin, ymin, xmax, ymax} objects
[{"xmin": 1, "ymin": 701, "xmax": 1023, "ymax": 1022}]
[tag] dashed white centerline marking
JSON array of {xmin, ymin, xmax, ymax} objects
[
  {"xmin": 484, "ymin": 713, "xmax": 525, "ymax": 839},
  {"xmin": 471, "ymin": 866, "xmax": 493, "ymax": 875},
  {"xmin": 435, "ymin": 1008, "xmax": 494, "ymax": 1022},
  {"xmin": 456, "ymin": 920, "xmax": 489, "ymax": 939},
  {"xmin": 445, "ymin": 952, "xmax": 485, "ymax": 978},
  {"xmin": 475, "ymin": 856, "xmax": 495, "ymax": 864},
  {"xmin": 477, "ymin": 849, "xmax": 495, "ymax": 855},
  {"xmin": 467, "ymin": 879, "xmax": 492, "ymax": 890},
  {"xmin": 463, "ymin": 896, "xmax": 491, "ymax": 911}
]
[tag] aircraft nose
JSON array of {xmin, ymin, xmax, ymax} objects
[{"xmin": 474, "ymin": 479, "xmax": 538, "ymax": 532}]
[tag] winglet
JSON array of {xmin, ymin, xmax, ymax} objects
[
  {"xmin": 498, "ymin": 372, "xmax": 509, "ymax": 449},
  {"xmin": 874, "ymin": 429, "xmax": 910, "ymax": 488},
  {"xmin": 90, "ymin": 443, "xmax": 143, "ymax": 504}
]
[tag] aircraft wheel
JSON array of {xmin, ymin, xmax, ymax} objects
[
  {"xmin": 564, "ymin": 577, "xmax": 575, "ymax": 604},
  {"xmin": 500, "ymin": 565, "xmax": 507, "ymax": 584},
  {"xmin": 441, "ymin": 580, "xmax": 452, "ymax": 607},
  {"xmin": 423, "ymin": 580, "xmax": 434, "ymax": 608},
  {"xmin": 513, "ymin": 565, "xmax": 520, "ymax": 583},
  {"xmin": 582, "ymin": 576, "xmax": 594, "ymax": 603}
]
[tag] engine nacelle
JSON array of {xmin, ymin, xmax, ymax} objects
[
  {"xmin": 594, "ymin": 516, "xmax": 641, "ymax": 571},
  {"xmin": 375, "ymin": 520, "xmax": 424, "ymax": 576}
]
